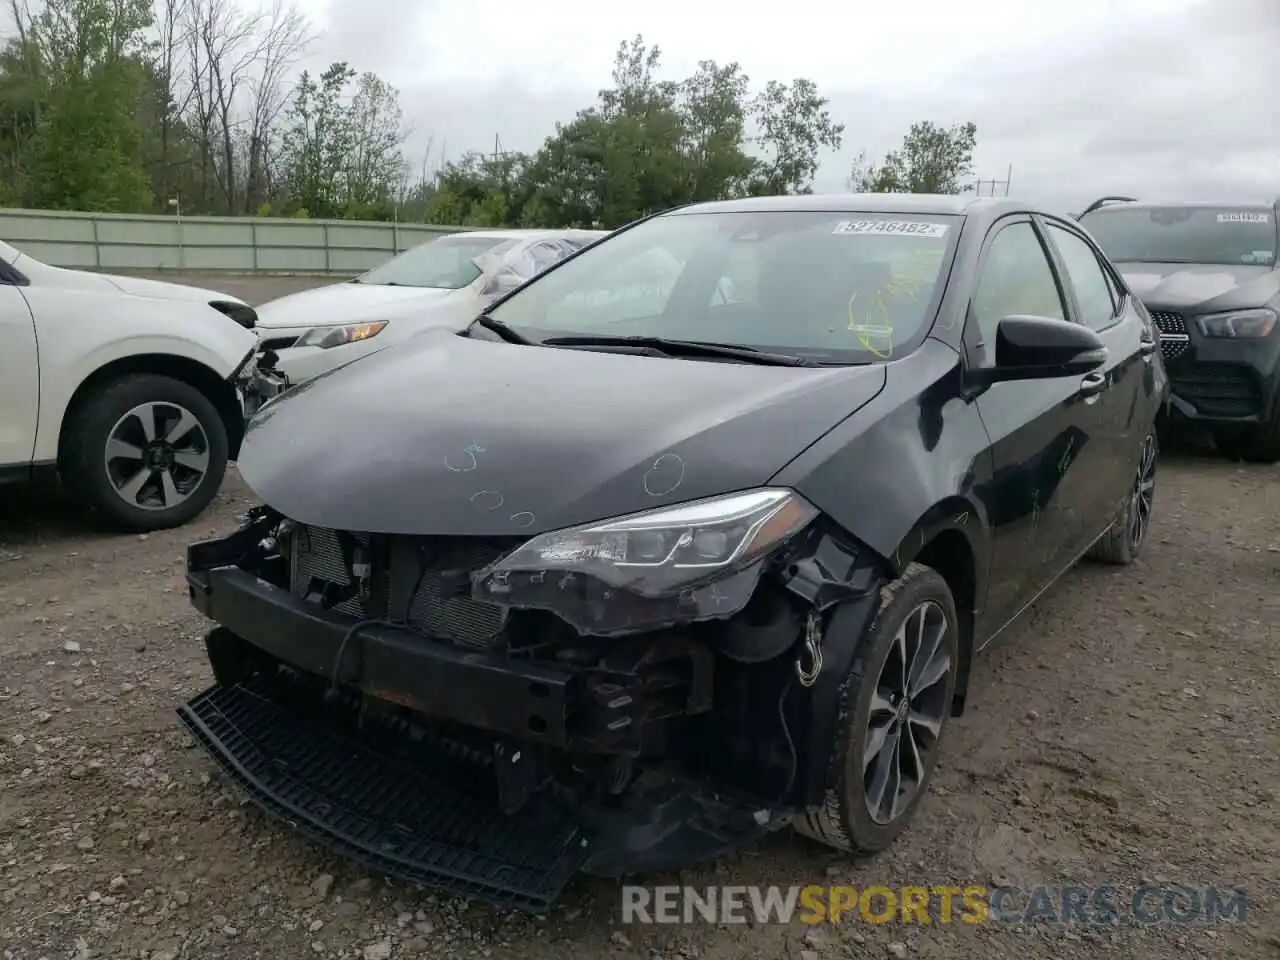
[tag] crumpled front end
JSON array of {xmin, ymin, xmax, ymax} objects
[
  {"xmin": 234, "ymin": 348, "xmax": 290, "ymax": 421},
  {"xmin": 178, "ymin": 503, "xmax": 885, "ymax": 911}
]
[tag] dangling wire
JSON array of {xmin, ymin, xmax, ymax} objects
[{"xmin": 795, "ymin": 610, "xmax": 824, "ymax": 687}]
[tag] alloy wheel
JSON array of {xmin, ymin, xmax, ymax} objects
[
  {"xmin": 103, "ymin": 402, "xmax": 211, "ymax": 511},
  {"xmin": 863, "ymin": 600, "xmax": 952, "ymax": 825},
  {"xmin": 1128, "ymin": 434, "xmax": 1157, "ymax": 551}
]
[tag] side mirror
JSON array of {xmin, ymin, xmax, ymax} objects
[{"xmin": 975, "ymin": 315, "xmax": 1107, "ymax": 384}]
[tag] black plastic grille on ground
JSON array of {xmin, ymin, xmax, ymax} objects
[{"xmin": 177, "ymin": 683, "xmax": 586, "ymax": 912}]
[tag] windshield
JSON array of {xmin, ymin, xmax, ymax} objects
[
  {"xmin": 1081, "ymin": 207, "xmax": 1276, "ymax": 267},
  {"xmin": 484, "ymin": 211, "xmax": 960, "ymax": 363},
  {"xmin": 355, "ymin": 234, "xmax": 511, "ymax": 288}
]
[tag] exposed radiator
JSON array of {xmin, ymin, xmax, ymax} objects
[{"xmin": 287, "ymin": 525, "xmax": 511, "ymax": 650}]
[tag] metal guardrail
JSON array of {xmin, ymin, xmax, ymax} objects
[{"xmin": 0, "ymin": 207, "xmax": 476, "ymax": 275}]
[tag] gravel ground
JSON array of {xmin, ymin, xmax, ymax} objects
[{"xmin": 1, "ymin": 276, "xmax": 1278, "ymax": 959}]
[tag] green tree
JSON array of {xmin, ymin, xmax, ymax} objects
[
  {"xmin": 521, "ymin": 36, "xmax": 843, "ymax": 228},
  {"xmin": 519, "ymin": 112, "xmax": 612, "ymax": 227},
  {"xmin": 748, "ymin": 78, "xmax": 845, "ymax": 195},
  {"xmin": 15, "ymin": 0, "xmax": 156, "ymax": 211},
  {"xmin": 423, "ymin": 151, "xmax": 533, "ymax": 226},
  {"xmin": 675, "ymin": 59, "xmax": 755, "ymax": 202},
  {"xmin": 0, "ymin": 23, "xmax": 849, "ymax": 224},
  {"xmin": 278, "ymin": 62, "xmax": 405, "ymax": 219},
  {"xmin": 278, "ymin": 62, "xmax": 356, "ymax": 217},
  {"xmin": 344, "ymin": 71, "xmax": 406, "ymax": 214},
  {"xmin": 0, "ymin": 37, "xmax": 45, "ymax": 195},
  {"xmin": 849, "ymin": 120, "xmax": 978, "ymax": 194},
  {"xmin": 591, "ymin": 36, "xmax": 684, "ymax": 223}
]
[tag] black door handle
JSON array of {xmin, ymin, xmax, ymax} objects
[{"xmin": 1079, "ymin": 372, "xmax": 1108, "ymax": 401}]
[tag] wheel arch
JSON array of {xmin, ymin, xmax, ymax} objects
[
  {"xmin": 792, "ymin": 499, "xmax": 986, "ymax": 809},
  {"xmin": 57, "ymin": 354, "xmax": 246, "ymax": 465},
  {"xmin": 890, "ymin": 497, "xmax": 989, "ymax": 718}
]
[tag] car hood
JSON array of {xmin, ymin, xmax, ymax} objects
[
  {"xmin": 238, "ymin": 330, "xmax": 886, "ymax": 536},
  {"xmin": 37, "ymin": 264, "xmax": 243, "ymax": 304},
  {"xmin": 1118, "ymin": 262, "xmax": 1280, "ymax": 313},
  {"xmin": 254, "ymin": 282, "xmax": 463, "ymax": 329}
]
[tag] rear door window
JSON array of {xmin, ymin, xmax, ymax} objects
[{"xmin": 1046, "ymin": 224, "xmax": 1119, "ymax": 331}]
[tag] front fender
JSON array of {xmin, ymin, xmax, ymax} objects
[
  {"xmin": 774, "ymin": 341, "xmax": 993, "ymax": 574},
  {"xmin": 32, "ymin": 292, "xmax": 257, "ymax": 461}
]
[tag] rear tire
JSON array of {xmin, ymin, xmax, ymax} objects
[
  {"xmin": 795, "ymin": 562, "xmax": 958, "ymax": 855},
  {"xmin": 1087, "ymin": 431, "xmax": 1157, "ymax": 565},
  {"xmin": 60, "ymin": 374, "xmax": 229, "ymax": 533}
]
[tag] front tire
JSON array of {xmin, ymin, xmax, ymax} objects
[
  {"xmin": 796, "ymin": 562, "xmax": 959, "ymax": 855},
  {"xmin": 60, "ymin": 374, "xmax": 229, "ymax": 533},
  {"xmin": 1087, "ymin": 431, "xmax": 1157, "ymax": 565}
]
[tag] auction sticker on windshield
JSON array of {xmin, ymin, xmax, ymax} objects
[
  {"xmin": 833, "ymin": 220, "xmax": 949, "ymax": 238},
  {"xmin": 1217, "ymin": 212, "xmax": 1270, "ymax": 223}
]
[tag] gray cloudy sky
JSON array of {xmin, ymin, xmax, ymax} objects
[{"xmin": 295, "ymin": 0, "xmax": 1277, "ymax": 210}]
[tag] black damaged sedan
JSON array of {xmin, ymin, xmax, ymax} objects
[{"xmin": 181, "ymin": 194, "xmax": 1165, "ymax": 911}]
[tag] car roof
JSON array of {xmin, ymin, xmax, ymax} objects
[
  {"xmin": 666, "ymin": 193, "xmax": 1037, "ymax": 218},
  {"xmin": 1080, "ymin": 197, "xmax": 1278, "ymax": 215},
  {"xmin": 445, "ymin": 228, "xmax": 607, "ymax": 241}
]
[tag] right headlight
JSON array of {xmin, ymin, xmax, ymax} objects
[
  {"xmin": 472, "ymin": 488, "xmax": 819, "ymax": 636},
  {"xmin": 294, "ymin": 321, "xmax": 388, "ymax": 349},
  {"xmin": 1195, "ymin": 308, "xmax": 1276, "ymax": 339}
]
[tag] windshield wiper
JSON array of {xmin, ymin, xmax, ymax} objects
[
  {"xmin": 472, "ymin": 314, "xmax": 534, "ymax": 345},
  {"xmin": 540, "ymin": 334, "xmax": 819, "ymax": 367}
]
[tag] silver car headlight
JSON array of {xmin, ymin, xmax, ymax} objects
[
  {"xmin": 471, "ymin": 488, "xmax": 819, "ymax": 636},
  {"xmin": 294, "ymin": 321, "xmax": 388, "ymax": 349},
  {"xmin": 1195, "ymin": 308, "xmax": 1276, "ymax": 339}
]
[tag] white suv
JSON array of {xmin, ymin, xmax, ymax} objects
[
  {"xmin": 0, "ymin": 239, "xmax": 284, "ymax": 532},
  {"xmin": 257, "ymin": 229, "xmax": 607, "ymax": 385}
]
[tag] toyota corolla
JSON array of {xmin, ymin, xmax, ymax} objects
[{"xmin": 178, "ymin": 194, "xmax": 1164, "ymax": 912}]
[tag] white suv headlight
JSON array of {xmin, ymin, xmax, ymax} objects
[{"xmin": 295, "ymin": 321, "xmax": 388, "ymax": 349}]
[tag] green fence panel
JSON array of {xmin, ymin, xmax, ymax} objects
[{"xmin": 0, "ymin": 208, "xmax": 474, "ymax": 276}]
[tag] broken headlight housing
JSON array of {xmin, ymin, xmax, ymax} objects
[
  {"xmin": 1195, "ymin": 308, "xmax": 1276, "ymax": 339},
  {"xmin": 472, "ymin": 489, "xmax": 818, "ymax": 636}
]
